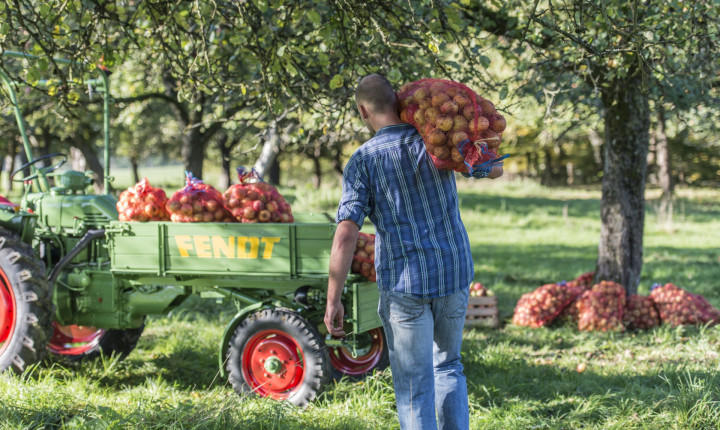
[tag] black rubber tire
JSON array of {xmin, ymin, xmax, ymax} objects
[
  {"xmin": 0, "ymin": 228, "xmax": 53, "ymax": 374},
  {"xmin": 49, "ymin": 324, "xmax": 145, "ymax": 363},
  {"xmin": 329, "ymin": 327, "xmax": 390, "ymax": 381},
  {"xmin": 92, "ymin": 326, "xmax": 145, "ymax": 360},
  {"xmin": 226, "ymin": 308, "xmax": 330, "ymax": 407}
]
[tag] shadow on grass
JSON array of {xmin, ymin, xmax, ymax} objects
[
  {"xmin": 458, "ymin": 189, "xmax": 720, "ymax": 224},
  {"xmin": 462, "ymin": 330, "xmax": 720, "ymax": 424}
]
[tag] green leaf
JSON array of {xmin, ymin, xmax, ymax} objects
[
  {"xmin": 499, "ymin": 86, "xmax": 508, "ymax": 100},
  {"xmin": 478, "ymin": 55, "xmax": 491, "ymax": 68},
  {"xmin": 329, "ymin": 74, "xmax": 344, "ymax": 90},
  {"xmin": 307, "ymin": 10, "xmax": 321, "ymax": 25},
  {"xmin": 277, "ymin": 45, "xmax": 286, "ymax": 57}
]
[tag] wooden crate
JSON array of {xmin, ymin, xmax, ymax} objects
[{"xmin": 465, "ymin": 296, "xmax": 499, "ymax": 328}]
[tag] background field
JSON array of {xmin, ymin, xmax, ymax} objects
[{"xmin": 1, "ymin": 178, "xmax": 719, "ymax": 429}]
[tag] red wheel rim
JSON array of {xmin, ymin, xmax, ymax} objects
[
  {"xmin": 329, "ymin": 328, "xmax": 384, "ymax": 376},
  {"xmin": 241, "ymin": 329, "xmax": 305, "ymax": 399},
  {"xmin": 0, "ymin": 268, "xmax": 17, "ymax": 353},
  {"xmin": 47, "ymin": 322, "xmax": 105, "ymax": 355}
]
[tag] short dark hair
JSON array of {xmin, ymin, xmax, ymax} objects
[{"xmin": 355, "ymin": 74, "xmax": 396, "ymax": 114}]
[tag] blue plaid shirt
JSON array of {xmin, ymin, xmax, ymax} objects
[{"xmin": 336, "ymin": 124, "xmax": 474, "ymax": 298}]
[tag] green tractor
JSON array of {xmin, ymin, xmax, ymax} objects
[{"xmin": 0, "ymin": 52, "xmax": 387, "ymax": 406}]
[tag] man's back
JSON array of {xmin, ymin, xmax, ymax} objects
[{"xmin": 336, "ymin": 123, "xmax": 474, "ymax": 298}]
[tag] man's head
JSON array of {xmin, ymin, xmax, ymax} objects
[{"xmin": 355, "ymin": 74, "xmax": 400, "ymax": 133}]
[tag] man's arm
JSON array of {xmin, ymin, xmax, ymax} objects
[{"xmin": 324, "ymin": 220, "xmax": 360, "ymax": 337}]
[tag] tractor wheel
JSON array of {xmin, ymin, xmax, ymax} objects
[
  {"xmin": 47, "ymin": 322, "xmax": 144, "ymax": 362},
  {"xmin": 226, "ymin": 308, "xmax": 330, "ymax": 407},
  {"xmin": 328, "ymin": 327, "xmax": 389, "ymax": 380},
  {"xmin": 0, "ymin": 228, "xmax": 53, "ymax": 374}
]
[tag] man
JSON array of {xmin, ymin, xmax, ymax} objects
[{"xmin": 324, "ymin": 74, "xmax": 503, "ymax": 429}]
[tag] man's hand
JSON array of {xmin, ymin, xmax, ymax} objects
[
  {"xmin": 324, "ymin": 300, "xmax": 346, "ymax": 337},
  {"xmin": 325, "ymin": 220, "xmax": 359, "ymax": 338}
]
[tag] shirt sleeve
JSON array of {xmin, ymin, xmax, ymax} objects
[{"xmin": 336, "ymin": 151, "xmax": 371, "ymax": 229}]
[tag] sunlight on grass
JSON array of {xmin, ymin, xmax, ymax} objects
[{"xmin": 1, "ymin": 179, "xmax": 719, "ymax": 428}]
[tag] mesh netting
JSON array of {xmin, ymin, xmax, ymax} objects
[
  {"xmin": 396, "ymin": 78, "xmax": 506, "ymax": 174},
  {"xmin": 222, "ymin": 167, "xmax": 294, "ymax": 223},
  {"xmin": 117, "ymin": 178, "xmax": 170, "ymax": 222},
  {"xmin": 166, "ymin": 172, "xmax": 234, "ymax": 223}
]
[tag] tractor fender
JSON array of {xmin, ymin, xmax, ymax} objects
[{"xmin": 218, "ymin": 300, "xmax": 273, "ymax": 378}]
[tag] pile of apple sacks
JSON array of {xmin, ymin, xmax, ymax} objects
[
  {"xmin": 118, "ymin": 170, "xmax": 294, "ymax": 224},
  {"xmin": 513, "ymin": 273, "xmax": 720, "ymax": 331}
]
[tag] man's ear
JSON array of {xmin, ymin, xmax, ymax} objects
[{"xmin": 358, "ymin": 104, "xmax": 370, "ymax": 120}]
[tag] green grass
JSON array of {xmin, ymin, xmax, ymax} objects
[{"xmin": 2, "ymin": 179, "xmax": 720, "ymax": 429}]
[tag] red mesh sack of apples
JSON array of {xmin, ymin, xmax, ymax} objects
[
  {"xmin": 577, "ymin": 281, "xmax": 626, "ymax": 332},
  {"xmin": 557, "ymin": 271, "xmax": 596, "ymax": 322},
  {"xmin": 351, "ymin": 232, "xmax": 376, "ymax": 282},
  {"xmin": 649, "ymin": 283, "xmax": 720, "ymax": 326},
  {"xmin": 396, "ymin": 79, "xmax": 506, "ymax": 174},
  {"xmin": 222, "ymin": 167, "xmax": 294, "ymax": 224},
  {"xmin": 117, "ymin": 178, "xmax": 171, "ymax": 222},
  {"xmin": 165, "ymin": 172, "xmax": 234, "ymax": 223},
  {"xmin": 512, "ymin": 283, "xmax": 577, "ymax": 328},
  {"xmin": 690, "ymin": 293, "xmax": 720, "ymax": 324},
  {"xmin": 622, "ymin": 294, "xmax": 660, "ymax": 330}
]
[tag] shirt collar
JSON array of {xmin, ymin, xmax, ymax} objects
[{"xmin": 373, "ymin": 123, "xmax": 415, "ymax": 138}]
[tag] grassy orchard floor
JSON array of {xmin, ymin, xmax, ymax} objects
[{"xmin": 1, "ymin": 179, "xmax": 720, "ymax": 428}]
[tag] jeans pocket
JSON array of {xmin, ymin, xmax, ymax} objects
[
  {"xmin": 385, "ymin": 292, "xmax": 424, "ymax": 324},
  {"xmin": 442, "ymin": 288, "xmax": 469, "ymax": 319}
]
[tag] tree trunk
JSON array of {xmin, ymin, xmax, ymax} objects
[
  {"xmin": 130, "ymin": 156, "xmax": 140, "ymax": 185},
  {"xmin": 70, "ymin": 138, "xmax": 106, "ymax": 194},
  {"xmin": 267, "ymin": 157, "xmax": 280, "ymax": 185},
  {"xmin": 595, "ymin": 76, "xmax": 650, "ymax": 295},
  {"xmin": 587, "ymin": 129, "xmax": 603, "ymax": 167},
  {"xmin": 181, "ymin": 128, "xmax": 205, "ymax": 179},
  {"xmin": 656, "ymin": 105, "xmax": 673, "ymax": 228},
  {"xmin": 253, "ymin": 121, "xmax": 279, "ymax": 180},
  {"xmin": 541, "ymin": 147, "xmax": 553, "ymax": 186},
  {"xmin": 217, "ymin": 133, "xmax": 232, "ymax": 189},
  {"xmin": 312, "ymin": 155, "xmax": 322, "ymax": 188}
]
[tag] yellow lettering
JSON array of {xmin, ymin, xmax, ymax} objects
[
  {"xmin": 261, "ymin": 237, "xmax": 281, "ymax": 259},
  {"xmin": 175, "ymin": 235, "xmax": 193, "ymax": 257},
  {"xmin": 247, "ymin": 237, "xmax": 259, "ymax": 259},
  {"xmin": 194, "ymin": 236, "xmax": 212, "ymax": 258},
  {"xmin": 237, "ymin": 237, "xmax": 260, "ymax": 259},
  {"xmin": 237, "ymin": 237, "xmax": 248, "ymax": 258},
  {"xmin": 212, "ymin": 236, "xmax": 235, "ymax": 258}
]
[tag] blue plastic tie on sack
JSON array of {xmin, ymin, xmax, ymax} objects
[
  {"xmin": 457, "ymin": 139, "xmax": 510, "ymax": 178},
  {"xmin": 184, "ymin": 171, "xmax": 208, "ymax": 194},
  {"xmin": 236, "ymin": 166, "xmax": 264, "ymax": 183},
  {"xmin": 650, "ymin": 283, "xmax": 662, "ymax": 291},
  {"xmin": 558, "ymin": 280, "xmax": 568, "ymax": 287}
]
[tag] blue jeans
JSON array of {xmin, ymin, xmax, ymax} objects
[{"xmin": 378, "ymin": 288, "xmax": 470, "ymax": 430}]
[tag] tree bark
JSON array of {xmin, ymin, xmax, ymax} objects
[
  {"xmin": 655, "ymin": 105, "xmax": 673, "ymax": 227},
  {"xmin": 595, "ymin": 75, "xmax": 650, "ymax": 295},
  {"xmin": 217, "ymin": 133, "xmax": 232, "ymax": 189},
  {"xmin": 587, "ymin": 129, "xmax": 603, "ymax": 167},
  {"xmin": 267, "ymin": 157, "xmax": 280, "ymax": 185},
  {"xmin": 312, "ymin": 155, "xmax": 322, "ymax": 189},
  {"xmin": 253, "ymin": 121, "xmax": 279, "ymax": 180},
  {"xmin": 181, "ymin": 118, "xmax": 205, "ymax": 179},
  {"xmin": 70, "ymin": 137, "xmax": 106, "ymax": 194},
  {"xmin": 130, "ymin": 156, "xmax": 140, "ymax": 185}
]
